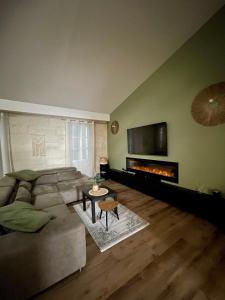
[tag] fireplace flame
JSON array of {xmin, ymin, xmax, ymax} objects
[{"xmin": 130, "ymin": 165, "xmax": 174, "ymax": 177}]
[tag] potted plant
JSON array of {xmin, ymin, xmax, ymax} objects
[{"xmin": 90, "ymin": 173, "xmax": 104, "ymax": 191}]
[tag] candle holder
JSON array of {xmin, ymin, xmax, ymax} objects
[{"xmin": 92, "ymin": 184, "xmax": 99, "ymax": 192}]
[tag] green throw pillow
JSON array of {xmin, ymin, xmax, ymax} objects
[
  {"xmin": 0, "ymin": 201, "xmax": 51, "ymax": 232},
  {"xmin": 6, "ymin": 169, "xmax": 40, "ymax": 181}
]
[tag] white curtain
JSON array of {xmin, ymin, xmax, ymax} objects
[
  {"xmin": 0, "ymin": 113, "xmax": 14, "ymax": 175},
  {"xmin": 69, "ymin": 120, "xmax": 95, "ymax": 177}
]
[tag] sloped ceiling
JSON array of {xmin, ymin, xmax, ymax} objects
[{"xmin": 0, "ymin": 0, "xmax": 224, "ymax": 113}]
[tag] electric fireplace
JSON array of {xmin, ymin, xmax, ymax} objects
[{"xmin": 126, "ymin": 157, "xmax": 178, "ymax": 183}]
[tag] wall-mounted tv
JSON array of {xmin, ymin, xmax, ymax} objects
[{"xmin": 127, "ymin": 122, "xmax": 168, "ymax": 156}]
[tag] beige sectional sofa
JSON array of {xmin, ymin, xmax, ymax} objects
[{"xmin": 0, "ymin": 167, "xmax": 88, "ymax": 300}]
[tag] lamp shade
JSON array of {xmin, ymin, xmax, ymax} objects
[{"xmin": 99, "ymin": 157, "xmax": 108, "ymax": 165}]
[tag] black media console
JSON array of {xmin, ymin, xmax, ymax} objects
[{"xmin": 109, "ymin": 168, "xmax": 225, "ymax": 231}]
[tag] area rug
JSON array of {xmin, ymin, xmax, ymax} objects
[{"xmin": 74, "ymin": 202, "xmax": 149, "ymax": 252}]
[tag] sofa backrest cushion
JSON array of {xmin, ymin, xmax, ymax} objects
[
  {"xmin": 36, "ymin": 167, "xmax": 77, "ymax": 176},
  {"xmin": 15, "ymin": 186, "xmax": 32, "ymax": 203},
  {"xmin": 35, "ymin": 174, "xmax": 58, "ymax": 185},
  {"xmin": 0, "ymin": 176, "xmax": 16, "ymax": 187},
  {"xmin": 57, "ymin": 171, "xmax": 82, "ymax": 182},
  {"xmin": 0, "ymin": 186, "xmax": 14, "ymax": 207},
  {"xmin": 19, "ymin": 181, "xmax": 32, "ymax": 191}
]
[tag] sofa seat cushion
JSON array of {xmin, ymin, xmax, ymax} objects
[
  {"xmin": 35, "ymin": 174, "xmax": 58, "ymax": 185},
  {"xmin": 0, "ymin": 176, "xmax": 16, "ymax": 187},
  {"xmin": 43, "ymin": 204, "xmax": 69, "ymax": 218},
  {"xmin": 0, "ymin": 201, "xmax": 51, "ymax": 232},
  {"xmin": 15, "ymin": 186, "xmax": 32, "ymax": 203},
  {"xmin": 34, "ymin": 192, "xmax": 64, "ymax": 209},
  {"xmin": 57, "ymin": 171, "xmax": 82, "ymax": 182},
  {"xmin": 0, "ymin": 186, "xmax": 14, "ymax": 207},
  {"xmin": 57, "ymin": 180, "xmax": 86, "ymax": 204},
  {"xmin": 57, "ymin": 180, "xmax": 80, "ymax": 191},
  {"xmin": 32, "ymin": 184, "xmax": 58, "ymax": 196},
  {"xmin": 59, "ymin": 189, "xmax": 83, "ymax": 204}
]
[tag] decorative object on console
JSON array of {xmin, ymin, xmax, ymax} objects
[
  {"xmin": 191, "ymin": 82, "xmax": 225, "ymax": 126},
  {"xmin": 99, "ymin": 157, "xmax": 108, "ymax": 164},
  {"xmin": 211, "ymin": 189, "xmax": 222, "ymax": 198},
  {"xmin": 111, "ymin": 120, "xmax": 119, "ymax": 134}
]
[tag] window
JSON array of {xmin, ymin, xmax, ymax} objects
[{"xmin": 70, "ymin": 121, "xmax": 94, "ymax": 176}]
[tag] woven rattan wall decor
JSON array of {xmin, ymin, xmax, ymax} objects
[
  {"xmin": 191, "ymin": 82, "xmax": 225, "ymax": 126},
  {"xmin": 111, "ymin": 120, "xmax": 119, "ymax": 134}
]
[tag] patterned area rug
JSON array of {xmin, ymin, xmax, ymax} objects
[{"xmin": 74, "ymin": 202, "xmax": 149, "ymax": 252}]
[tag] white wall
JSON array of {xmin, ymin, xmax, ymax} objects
[
  {"xmin": 95, "ymin": 123, "xmax": 108, "ymax": 172},
  {"xmin": 9, "ymin": 114, "xmax": 67, "ymax": 170},
  {"xmin": 7, "ymin": 113, "xmax": 108, "ymax": 172}
]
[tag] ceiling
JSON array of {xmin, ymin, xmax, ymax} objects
[{"xmin": 0, "ymin": 0, "xmax": 224, "ymax": 114}]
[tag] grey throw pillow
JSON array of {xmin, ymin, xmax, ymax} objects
[
  {"xmin": 15, "ymin": 186, "xmax": 32, "ymax": 203},
  {"xmin": 19, "ymin": 181, "xmax": 32, "ymax": 191}
]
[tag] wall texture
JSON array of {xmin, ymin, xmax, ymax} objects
[
  {"xmin": 8, "ymin": 113, "xmax": 107, "ymax": 173},
  {"xmin": 108, "ymin": 6, "xmax": 225, "ymax": 194},
  {"xmin": 9, "ymin": 114, "xmax": 67, "ymax": 170},
  {"xmin": 95, "ymin": 123, "xmax": 108, "ymax": 173}
]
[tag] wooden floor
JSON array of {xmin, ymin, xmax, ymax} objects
[{"xmin": 34, "ymin": 180, "xmax": 225, "ymax": 300}]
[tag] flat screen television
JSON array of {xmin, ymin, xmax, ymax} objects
[{"xmin": 127, "ymin": 122, "xmax": 168, "ymax": 156}]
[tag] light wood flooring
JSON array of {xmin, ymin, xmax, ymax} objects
[{"xmin": 34, "ymin": 180, "xmax": 225, "ymax": 300}]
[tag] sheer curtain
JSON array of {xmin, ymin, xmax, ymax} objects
[
  {"xmin": 69, "ymin": 120, "xmax": 95, "ymax": 177},
  {"xmin": 0, "ymin": 113, "xmax": 14, "ymax": 175}
]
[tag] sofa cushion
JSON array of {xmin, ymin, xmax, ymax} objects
[
  {"xmin": 0, "ymin": 186, "xmax": 14, "ymax": 207},
  {"xmin": 7, "ymin": 170, "xmax": 40, "ymax": 182},
  {"xmin": 19, "ymin": 181, "xmax": 32, "ymax": 191},
  {"xmin": 60, "ymin": 188, "xmax": 83, "ymax": 204},
  {"xmin": 0, "ymin": 201, "xmax": 51, "ymax": 232},
  {"xmin": 73, "ymin": 176, "xmax": 89, "ymax": 185},
  {"xmin": 57, "ymin": 180, "xmax": 81, "ymax": 191},
  {"xmin": 15, "ymin": 186, "xmax": 32, "ymax": 203},
  {"xmin": 36, "ymin": 167, "xmax": 77, "ymax": 176},
  {"xmin": 0, "ymin": 176, "xmax": 16, "ymax": 187},
  {"xmin": 34, "ymin": 192, "xmax": 64, "ymax": 209},
  {"xmin": 43, "ymin": 204, "xmax": 69, "ymax": 218},
  {"xmin": 35, "ymin": 174, "xmax": 58, "ymax": 185},
  {"xmin": 57, "ymin": 180, "xmax": 87, "ymax": 203},
  {"xmin": 57, "ymin": 171, "xmax": 82, "ymax": 182},
  {"xmin": 32, "ymin": 184, "xmax": 58, "ymax": 196}
]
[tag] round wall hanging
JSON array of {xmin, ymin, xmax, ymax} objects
[
  {"xmin": 191, "ymin": 82, "xmax": 225, "ymax": 126},
  {"xmin": 111, "ymin": 120, "xmax": 119, "ymax": 134}
]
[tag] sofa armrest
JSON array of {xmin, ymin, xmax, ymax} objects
[{"xmin": 0, "ymin": 212, "xmax": 86, "ymax": 300}]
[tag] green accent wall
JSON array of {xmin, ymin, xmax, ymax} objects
[{"xmin": 108, "ymin": 6, "xmax": 225, "ymax": 194}]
